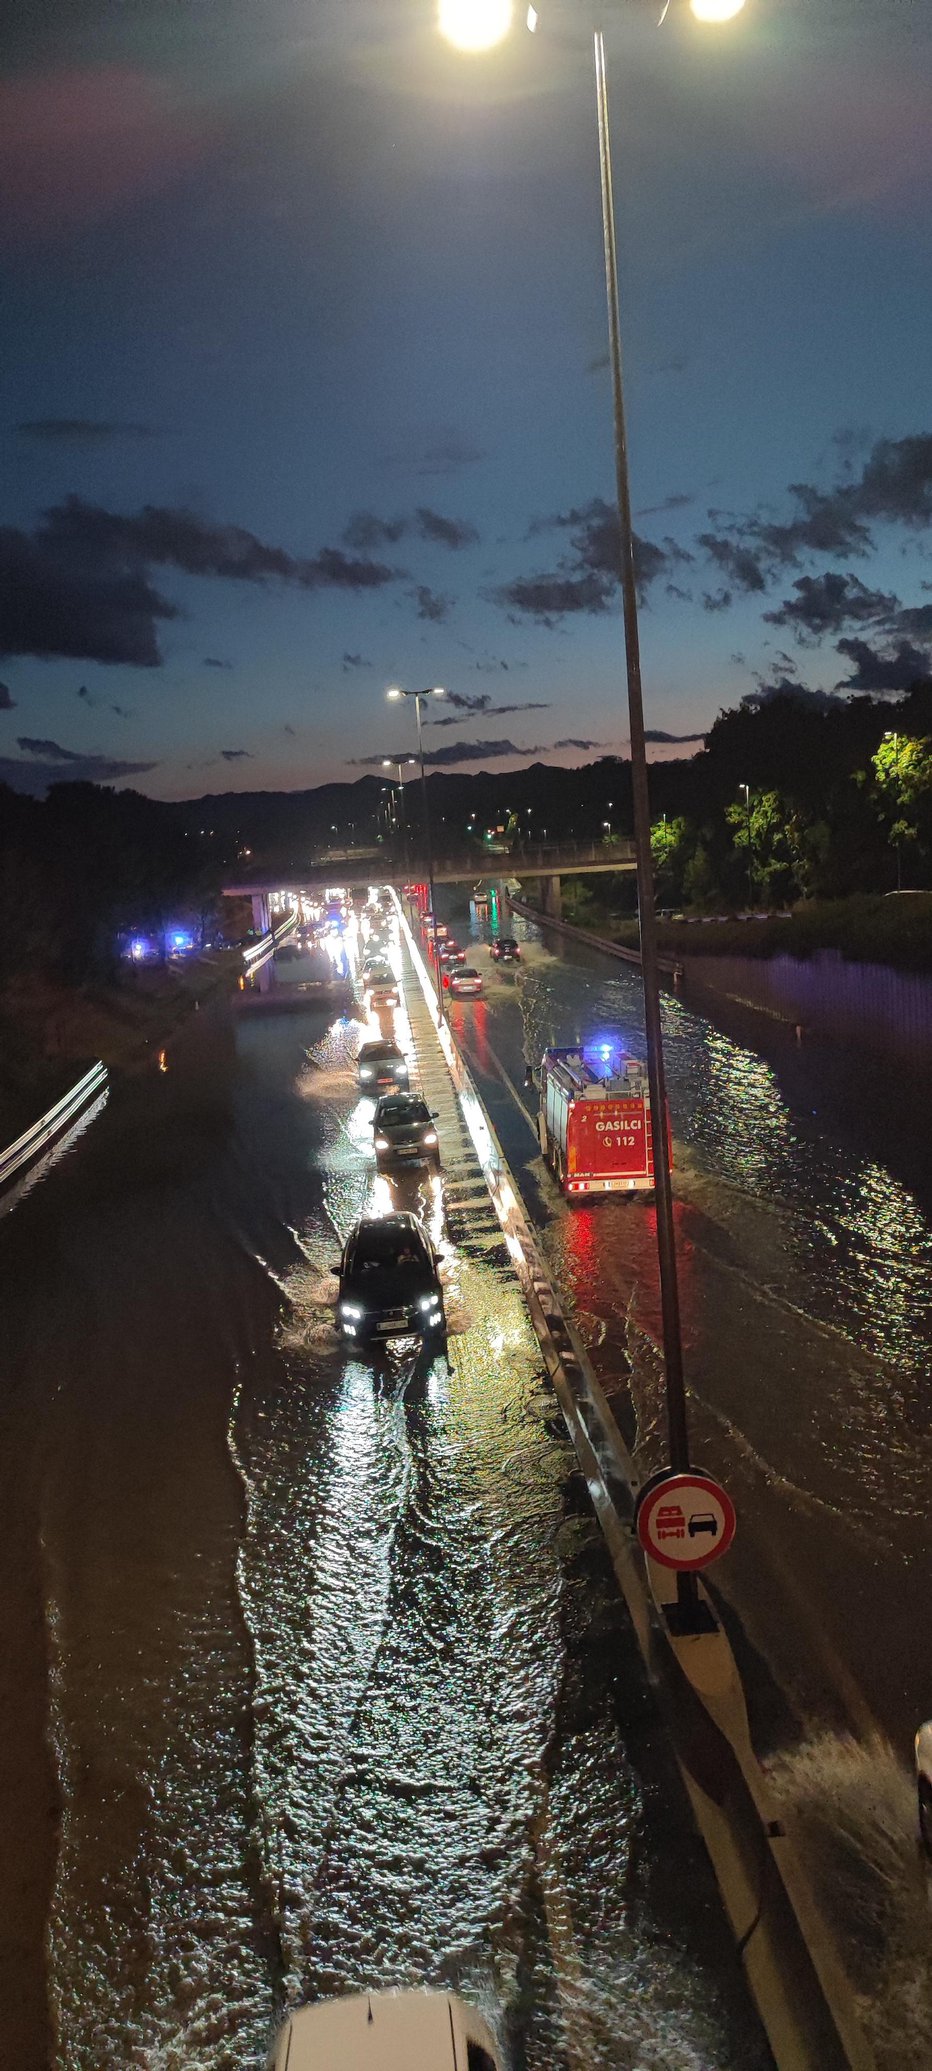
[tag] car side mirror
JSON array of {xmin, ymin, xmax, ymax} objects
[
  {"xmin": 431, "ymin": 1110, "xmax": 439, "ymax": 1119},
  {"xmin": 330, "ymin": 1264, "xmax": 342, "ymax": 1275}
]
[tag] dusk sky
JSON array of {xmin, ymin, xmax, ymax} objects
[{"xmin": 2, "ymin": 0, "xmax": 932, "ymax": 800}]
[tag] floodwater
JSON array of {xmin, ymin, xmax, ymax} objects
[
  {"xmin": 0, "ymin": 932, "xmax": 765, "ymax": 2070},
  {"xmin": 443, "ymin": 898, "xmax": 932, "ymax": 2068}
]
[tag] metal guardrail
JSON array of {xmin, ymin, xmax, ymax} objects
[{"xmin": 0, "ymin": 1061, "xmax": 109, "ymax": 1192}]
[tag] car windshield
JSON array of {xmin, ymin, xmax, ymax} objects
[
  {"xmin": 359, "ymin": 1042, "xmax": 401, "ymax": 1063},
  {"xmin": 457, "ymin": 967, "xmax": 478, "ymax": 978},
  {"xmin": 378, "ymin": 1099, "xmax": 429, "ymax": 1126},
  {"xmin": 367, "ymin": 965, "xmax": 392, "ymax": 980},
  {"xmin": 354, "ymin": 1222, "xmax": 427, "ymax": 1268}
]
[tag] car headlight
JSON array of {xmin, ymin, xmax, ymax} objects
[
  {"xmin": 340, "ymin": 1301, "xmax": 364, "ymax": 1319},
  {"xmin": 422, "ymin": 1130, "xmax": 438, "ymax": 1146},
  {"xmin": 360, "ymin": 1066, "xmax": 372, "ymax": 1078},
  {"xmin": 418, "ymin": 1293, "xmax": 441, "ymax": 1312},
  {"xmin": 374, "ymin": 1136, "xmax": 389, "ymax": 1150}
]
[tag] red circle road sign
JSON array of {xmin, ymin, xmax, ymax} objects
[{"xmin": 636, "ymin": 1472, "xmax": 736, "ymax": 1571}]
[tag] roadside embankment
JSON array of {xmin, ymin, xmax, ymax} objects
[
  {"xmin": 0, "ymin": 953, "xmax": 242, "ymax": 1149},
  {"xmin": 512, "ymin": 891, "xmax": 932, "ymax": 1059}
]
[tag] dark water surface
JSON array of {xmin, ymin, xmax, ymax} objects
[{"xmin": 0, "ymin": 986, "xmax": 764, "ymax": 2069}]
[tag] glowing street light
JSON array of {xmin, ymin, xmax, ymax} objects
[
  {"xmin": 691, "ymin": 0, "xmax": 745, "ymax": 22},
  {"xmin": 438, "ymin": 0, "xmax": 512, "ymax": 52}
]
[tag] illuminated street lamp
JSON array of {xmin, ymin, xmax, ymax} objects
[
  {"xmin": 439, "ymin": 0, "xmax": 744, "ymax": 1632},
  {"xmin": 386, "ymin": 686, "xmax": 447, "ymax": 1010}
]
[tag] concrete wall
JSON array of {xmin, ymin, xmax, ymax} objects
[{"xmin": 682, "ymin": 948, "xmax": 932, "ymax": 1060}]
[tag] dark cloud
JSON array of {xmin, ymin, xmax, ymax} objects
[
  {"xmin": 0, "ymin": 681, "xmax": 15, "ymax": 709},
  {"xmin": 111, "ymin": 703, "xmax": 131, "ymax": 717},
  {"xmin": 0, "ymin": 522, "xmax": 177, "ymax": 665},
  {"xmin": 697, "ymin": 532, "xmax": 767, "ymax": 594},
  {"xmin": 637, "ymin": 492, "xmax": 694, "ymax": 518},
  {"xmin": 378, "ymin": 434, "xmax": 483, "ymax": 478},
  {"xmin": 499, "ymin": 498, "xmax": 679, "ymax": 625},
  {"xmin": 17, "ymin": 418, "xmax": 161, "ymax": 442},
  {"xmin": 702, "ymin": 589, "xmax": 732, "ymax": 613},
  {"xmin": 203, "ymin": 655, "xmax": 233, "ymax": 669},
  {"xmin": 763, "ymin": 571, "xmax": 899, "ymax": 639},
  {"xmin": 894, "ymin": 603, "xmax": 932, "ymax": 639},
  {"xmin": 699, "ymin": 434, "xmax": 932, "ymax": 593},
  {"xmin": 221, "ymin": 747, "xmax": 252, "ymax": 761},
  {"xmin": 552, "ymin": 737, "xmax": 604, "ymax": 751},
  {"xmin": 77, "ymin": 683, "xmax": 95, "ymax": 703},
  {"xmin": 342, "ymin": 651, "xmax": 372, "ymax": 671},
  {"xmin": 0, "ymin": 752, "xmax": 158, "ymax": 796},
  {"xmin": 283, "ymin": 723, "xmax": 296, "ymax": 737},
  {"xmin": 410, "ymin": 583, "xmax": 452, "ymax": 623},
  {"xmin": 415, "ymin": 507, "xmax": 478, "ymax": 550},
  {"xmin": 835, "ymin": 636, "xmax": 932, "ymax": 693},
  {"xmin": 644, "ymin": 728, "xmax": 707, "ymax": 743},
  {"xmin": 17, "ymin": 736, "xmax": 81, "ymax": 760},
  {"xmin": 343, "ymin": 506, "xmax": 477, "ymax": 552},
  {"xmin": 0, "ymin": 499, "xmax": 396, "ymax": 667},
  {"xmin": 343, "ymin": 511, "xmax": 407, "ymax": 549},
  {"xmin": 429, "ymin": 693, "xmax": 550, "ymax": 727}
]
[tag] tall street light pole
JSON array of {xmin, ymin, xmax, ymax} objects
[
  {"xmin": 439, "ymin": 0, "xmax": 745, "ymax": 1634},
  {"xmin": 387, "ymin": 686, "xmax": 447, "ymax": 1015},
  {"xmin": 382, "ymin": 757, "xmax": 415, "ymax": 877},
  {"xmin": 739, "ymin": 781, "xmax": 754, "ymax": 907}
]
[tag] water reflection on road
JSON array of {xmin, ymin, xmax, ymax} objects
[{"xmin": 0, "ymin": 945, "xmax": 764, "ymax": 2069}]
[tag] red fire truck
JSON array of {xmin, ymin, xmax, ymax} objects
[{"xmin": 537, "ymin": 1044, "xmax": 663, "ymax": 1197}]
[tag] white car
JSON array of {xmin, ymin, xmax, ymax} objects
[{"xmin": 270, "ymin": 1990, "xmax": 501, "ymax": 2071}]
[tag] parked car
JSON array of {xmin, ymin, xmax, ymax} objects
[
  {"xmin": 489, "ymin": 936, "xmax": 520, "ymax": 962},
  {"xmin": 333, "ymin": 1213, "xmax": 446, "ymax": 1344},
  {"xmin": 447, "ymin": 965, "xmax": 483, "ymax": 998},
  {"xmin": 373, "ymin": 1093, "xmax": 440, "ymax": 1169},
  {"xmin": 357, "ymin": 1039, "xmax": 409, "ymax": 1092}
]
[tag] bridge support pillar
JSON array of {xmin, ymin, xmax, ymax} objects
[
  {"xmin": 540, "ymin": 873, "xmax": 563, "ymax": 921},
  {"xmin": 252, "ymin": 892, "xmax": 270, "ymax": 934}
]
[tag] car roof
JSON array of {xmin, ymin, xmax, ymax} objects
[
  {"xmin": 456, "ymin": 966, "xmax": 479, "ymax": 976},
  {"xmin": 375, "ymin": 1092, "xmax": 428, "ymax": 1113},
  {"xmin": 349, "ymin": 1214, "xmax": 429, "ymax": 1259},
  {"xmin": 358, "ymin": 1038, "xmax": 403, "ymax": 1058}
]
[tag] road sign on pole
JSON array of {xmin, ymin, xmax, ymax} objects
[{"xmin": 635, "ymin": 1471, "xmax": 736, "ymax": 1572}]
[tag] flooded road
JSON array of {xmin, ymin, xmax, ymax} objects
[
  {"xmin": 0, "ymin": 929, "xmax": 764, "ymax": 2069},
  {"xmin": 440, "ymin": 897, "xmax": 932, "ymax": 2066}
]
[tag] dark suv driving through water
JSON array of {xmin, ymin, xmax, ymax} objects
[{"xmin": 333, "ymin": 1213, "xmax": 446, "ymax": 1344}]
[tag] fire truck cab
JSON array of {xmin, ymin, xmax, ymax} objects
[{"xmin": 537, "ymin": 1044, "xmax": 661, "ymax": 1197}]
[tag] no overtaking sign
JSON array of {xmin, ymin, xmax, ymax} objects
[{"xmin": 635, "ymin": 1471, "xmax": 736, "ymax": 1572}]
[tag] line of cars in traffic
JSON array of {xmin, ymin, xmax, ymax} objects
[{"xmin": 330, "ymin": 897, "xmax": 449, "ymax": 1353}]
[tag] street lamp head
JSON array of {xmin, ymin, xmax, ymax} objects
[
  {"xmin": 386, "ymin": 686, "xmax": 404, "ymax": 701},
  {"xmin": 429, "ymin": 685, "xmax": 446, "ymax": 698},
  {"xmin": 438, "ymin": 0, "xmax": 512, "ymax": 51},
  {"xmin": 690, "ymin": 0, "xmax": 746, "ymax": 20}
]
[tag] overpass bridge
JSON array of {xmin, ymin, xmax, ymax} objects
[{"xmin": 224, "ymin": 838, "xmax": 636, "ymax": 931}]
